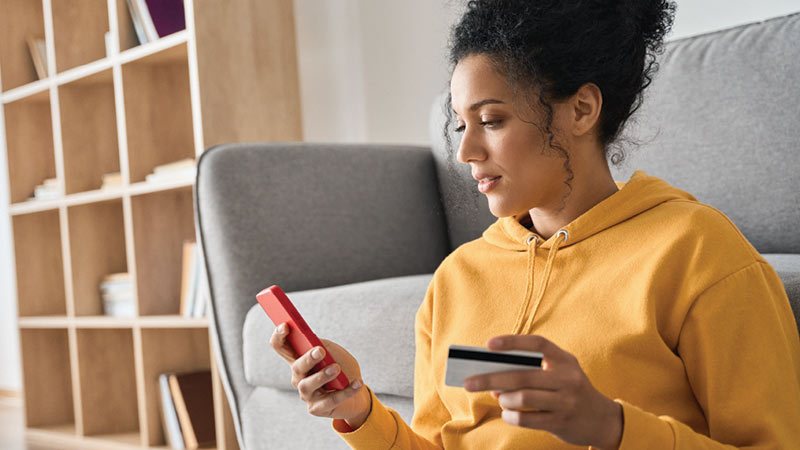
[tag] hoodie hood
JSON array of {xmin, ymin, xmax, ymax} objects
[{"xmin": 483, "ymin": 170, "xmax": 697, "ymax": 251}]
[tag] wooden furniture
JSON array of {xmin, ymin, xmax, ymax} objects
[{"xmin": 0, "ymin": 0, "xmax": 302, "ymax": 448}]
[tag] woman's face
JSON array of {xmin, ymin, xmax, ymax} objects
[{"xmin": 450, "ymin": 53, "xmax": 573, "ymax": 218}]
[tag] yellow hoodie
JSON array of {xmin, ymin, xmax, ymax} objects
[{"xmin": 334, "ymin": 170, "xmax": 800, "ymax": 449}]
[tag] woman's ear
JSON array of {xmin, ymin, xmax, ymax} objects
[{"xmin": 570, "ymin": 82, "xmax": 603, "ymax": 138}]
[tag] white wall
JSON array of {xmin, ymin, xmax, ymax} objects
[
  {"xmin": 1, "ymin": 0, "xmax": 798, "ymax": 392},
  {"xmin": 669, "ymin": 0, "xmax": 800, "ymax": 41}
]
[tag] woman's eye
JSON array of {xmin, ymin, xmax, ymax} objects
[{"xmin": 454, "ymin": 119, "xmax": 502, "ymax": 133}]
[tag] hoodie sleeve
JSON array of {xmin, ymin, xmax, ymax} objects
[
  {"xmin": 614, "ymin": 261, "xmax": 800, "ymax": 449},
  {"xmin": 333, "ymin": 277, "xmax": 446, "ymax": 449}
]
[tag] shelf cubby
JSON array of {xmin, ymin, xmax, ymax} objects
[
  {"xmin": 139, "ymin": 327, "xmax": 211, "ymax": 446},
  {"xmin": 50, "ymin": 0, "xmax": 110, "ymax": 73},
  {"xmin": 12, "ymin": 209, "xmax": 66, "ymax": 316},
  {"xmin": 75, "ymin": 328, "xmax": 139, "ymax": 437},
  {"xmin": 0, "ymin": 0, "xmax": 47, "ymax": 90},
  {"xmin": 19, "ymin": 328, "xmax": 75, "ymax": 429},
  {"xmin": 58, "ymin": 69, "xmax": 121, "ymax": 195},
  {"xmin": 122, "ymin": 43, "xmax": 194, "ymax": 184},
  {"xmin": 3, "ymin": 91, "xmax": 56, "ymax": 204},
  {"xmin": 67, "ymin": 199, "xmax": 128, "ymax": 316},
  {"xmin": 131, "ymin": 186, "xmax": 195, "ymax": 316}
]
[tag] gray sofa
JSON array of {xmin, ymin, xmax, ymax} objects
[{"xmin": 194, "ymin": 13, "xmax": 800, "ymax": 450}]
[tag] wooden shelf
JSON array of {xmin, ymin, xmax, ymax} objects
[
  {"xmin": 2, "ymin": 0, "xmax": 302, "ymax": 448},
  {"xmin": 19, "ymin": 329, "xmax": 74, "ymax": 429},
  {"xmin": 19, "ymin": 315, "xmax": 210, "ymax": 328},
  {"xmin": 76, "ymin": 328, "xmax": 140, "ymax": 436},
  {"xmin": 12, "ymin": 209, "xmax": 66, "ymax": 316}
]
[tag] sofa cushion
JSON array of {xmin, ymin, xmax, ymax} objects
[
  {"xmin": 243, "ymin": 274, "xmax": 432, "ymax": 398},
  {"xmin": 764, "ymin": 253, "xmax": 800, "ymax": 329},
  {"xmin": 241, "ymin": 387, "xmax": 413, "ymax": 450}
]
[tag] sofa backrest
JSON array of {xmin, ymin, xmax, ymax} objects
[
  {"xmin": 610, "ymin": 13, "xmax": 800, "ymax": 254},
  {"xmin": 430, "ymin": 13, "xmax": 800, "ymax": 254}
]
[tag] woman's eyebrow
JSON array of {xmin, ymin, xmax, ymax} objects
[{"xmin": 452, "ymin": 98, "xmax": 506, "ymax": 115}]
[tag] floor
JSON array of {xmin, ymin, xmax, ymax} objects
[{"xmin": 0, "ymin": 397, "xmax": 50, "ymax": 450}]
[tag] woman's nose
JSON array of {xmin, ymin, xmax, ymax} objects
[{"xmin": 456, "ymin": 129, "xmax": 486, "ymax": 164}]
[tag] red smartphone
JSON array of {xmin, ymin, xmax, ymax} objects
[{"xmin": 256, "ymin": 285, "xmax": 350, "ymax": 390}]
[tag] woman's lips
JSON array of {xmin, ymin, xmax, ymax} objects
[{"xmin": 478, "ymin": 176, "xmax": 501, "ymax": 193}]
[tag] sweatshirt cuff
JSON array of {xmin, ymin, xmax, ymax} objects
[
  {"xmin": 613, "ymin": 399, "xmax": 675, "ymax": 450},
  {"xmin": 332, "ymin": 386, "xmax": 397, "ymax": 447}
]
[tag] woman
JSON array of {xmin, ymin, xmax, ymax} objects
[{"xmin": 270, "ymin": 0, "xmax": 800, "ymax": 448}]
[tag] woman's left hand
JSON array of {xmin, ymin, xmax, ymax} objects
[{"xmin": 463, "ymin": 334, "xmax": 623, "ymax": 450}]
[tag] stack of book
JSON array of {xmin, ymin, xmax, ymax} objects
[
  {"xmin": 159, "ymin": 370, "xmax": 216, "ymax": 449},
  {"xmin": 180, "ymin": 240, "xmax": 209, "ymax": 318},
  {"xmin": 146, "ymin": 158, "xmax": 197, "ymax": 184},
  {"xmin": 100, "ymin": 272, "xmax": 135, "ymax": 317},
  {"xmin": 26, "ymin": 36, "xmax": 48, "ymax": 80},
  {"xmin": 126, "ymin": 0, "xmax": 186, "ymax": 45},
  {"xmin": 30, "ymin": 178, "xmax": 59, "ymax": 201},
  {"xmin": 101, "ymin": 172, "xmax": 123, "ymax": 190}
]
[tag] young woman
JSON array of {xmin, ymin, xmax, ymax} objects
[{"xmin": 270, "ymin": 0, "xmax": 800, "ymax": 448}]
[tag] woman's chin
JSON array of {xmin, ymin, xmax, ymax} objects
[{"xmin": 486, "ymin": 200, "xmax": 517, "ymax": 219}]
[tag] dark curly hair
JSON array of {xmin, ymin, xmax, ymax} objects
[{"xmin": 444, "ymin": 0, "xmax": 676, "ymax": 203}]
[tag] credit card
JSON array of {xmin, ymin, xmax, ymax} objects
[{"xmin": 445, "ymin": 345, "xmax": 543, "ymax": 387}]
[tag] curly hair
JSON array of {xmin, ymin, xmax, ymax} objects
[{"xmin": 444, "ymin": 0, "xmax": 676, "ymax": 205}]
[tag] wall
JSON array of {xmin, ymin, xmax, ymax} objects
[{"xmin": 1, "ymin": 0, "xmax": 799, "ymax": 392}]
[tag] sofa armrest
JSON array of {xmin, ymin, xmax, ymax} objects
[{"xmin": 194, "ymin": 142, "xmax": 449, "ymax": 439}]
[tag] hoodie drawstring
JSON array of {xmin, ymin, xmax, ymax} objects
[
  {"xmin": 510, "ymin": 234, "xmax": 540, "ymax": 334},
  {"xmin": 514, "ymin": 230, "xmax": 568, "ymax": 335}
]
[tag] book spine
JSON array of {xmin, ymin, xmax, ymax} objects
[{"xmin": 159, "ymin": 374, "xmax": 186, "ymax": 449}]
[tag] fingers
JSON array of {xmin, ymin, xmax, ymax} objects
[
  {"xmin": 297, "ymin": 362, "xmax": 364, "ymax": 418},
  {"xmin": 306, "ymin": 380, "xmax": 365, "ymax": 417},
  {"xmin": 488, "ymin": 334, "xmax": 562, "ymax": 358},
  {"xmin": 501, "ymin": 409, "xmax": 555, "ymax": 429},
  {"xmin": 497, "ymin": 388, "xmax": 562, "ymax": 412},
  {"xmin": 465, "ymin": 368, "xmax": 559, "ymax": 393},
  {"xmin": 291, "ymin": 345, "xmax": 326, "ymax": 388},
  {"xmin": 269, "ymin": 323, "xmax": 297, "ymax": 363},
  {"xmin": 297, "ymin": 363, "xmax": 340, "ymax": 399},
  {"xmin": 487, "ymin": 334, "xmax": 573, "ymax": 371}
]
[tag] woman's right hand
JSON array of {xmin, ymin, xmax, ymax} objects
[{"xmin": 269, "ymin": 323, "xmax": 372, "ymax": 429}]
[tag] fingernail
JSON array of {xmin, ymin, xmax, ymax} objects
[
  {"xmin": 311, "ymin": 348, "xmax": 324, "ymax": 360},
  {"xmin": 278, "ymin": 323, "xmax": 287, "ymax": 333},
  {"xmin": 489, "ymin": 337, "xmax": 504, "ymax": 347},
  {"xmin": 351, "ymin": 380, "xmax": 362, "ymax": 390},
  {"xmin": 325, "ymin": 366, "xmax": 338, "ymax": 376}
]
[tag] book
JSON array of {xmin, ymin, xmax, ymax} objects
[
  {"xmin": 193, "ymin": 249, "xmax": 208, "ymax": 318},
  {"xmin": 26, "ymin": 36, "xmax": 48, "ymax": 79},
  {"xmin": 168, "ymin": 371, "xmax": 215, "ymax": 449},
  {"xmin": 154, "ymin": 158, "xmax": 195, "ymax": 174},
  {"xmin": 126, "ymin": 0, "xmax": 151, "ymax": 44},
  {"xmin": 179, "ymin": 241, "xmax": 196, "ymax": 317},
  {"xmin": 135, "ymin": 0, "xmax": 159, "ymax": 42},
  {"xmin": 145, "ymin": 159, "xmax": 196, "ymax": 183},
  {"xmin": 100, "ymin": 272, "xmax": 135, "ymax": 317},
  {"xmin": 102, "ymin": 172, "xmax": 123, "ymax": 189},
  {"xmin": 159, "ymin": 373, "xmax": 186, "ymax": 449},
  {"xmin": 140, "ymin": 0, "xmax": 186, "ymax": 39}
]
